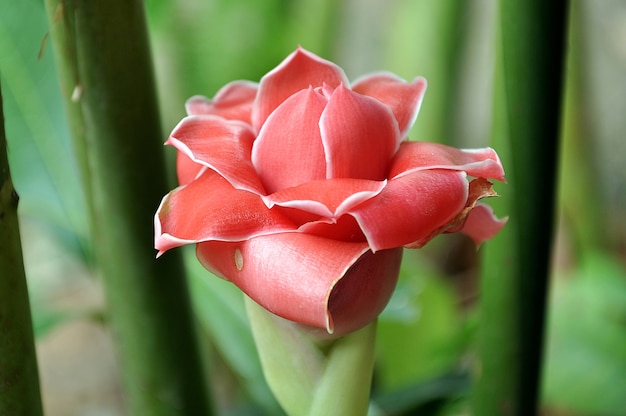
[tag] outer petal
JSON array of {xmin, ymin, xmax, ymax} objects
[
  {"xmin": 252, "ymin": 46, "xmax": 349, "ymax": 131},
  {"xmin": 389, "ymin": 141, "xmax": 506, "ymax": 181},
  {"xmin": 196, "ymin": 234, "xmax": 402, "ymax": 336},
  {"xmin": 320, "ymin": 84, "xmax": 400, "ymax": 181},
  {"xmin": 352, "ymin": 73, "xmax": 427, "ymax": 138},
  {"xmin": 175, "ymin": 151, "xmax": 204, "ymax": 186},
  {"xmin": 185, "ymin": 80, "xmax": 258, "ymax": 124},
  {"xmin": 456, "ymin": 203, "xmax": 508, "ymax": 246},
  {"xmin": 350, "ymin": 170, "xmax": 469, "ymax": 251},
  {"xmin": 251, "ymin": 88, "xmax": 327, "ymax": 193},
  {"xmin": 167, "ymin": 115, "xmax": 265, "ymax": 194},
  {"xmin": 155, "ymin": 170, "xmax": 296, "ymax": 255},
  {"xmin": 263, "ymin": 178, "xmax": 386, "ymax": 218}
]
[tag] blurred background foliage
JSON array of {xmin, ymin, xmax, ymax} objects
[{"xmin": 1, "ymin": 0, "xmax": 625, "ymax": 415}]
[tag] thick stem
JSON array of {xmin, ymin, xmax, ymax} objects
[
  {"xmin": 0, "ymin": 84, "xmax": 44, "ymax": 416},
  {"xmin": 473, "ymin": 1, "xmax": 569, "ymax": 415},
  {"xmin": 43, "ymin": 1, "xmax": 212, "ymax": 414}
]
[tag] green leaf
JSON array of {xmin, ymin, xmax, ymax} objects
[{"xmin": 0, "ymin": 0, "xmax": 88, "ymax": 253}]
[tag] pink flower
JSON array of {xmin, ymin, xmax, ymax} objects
[{"xmin": 155, "ymin": 47, "xmax": 506, "ymax": 337}]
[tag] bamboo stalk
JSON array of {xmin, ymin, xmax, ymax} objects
[
  {"xmin": 43, "ymin": 1, "xmax": 212, "ymax": 414},
  {"xmin": 0, "ymin": 83, "xmax": 44, "ymax": 416},
  {"xmin": 473, "ymin": 1, "xmax": 569, "ymax": 414}
]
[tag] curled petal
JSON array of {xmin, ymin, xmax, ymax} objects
[
  {"xmin": 389, "ymin": 141, "xmax": 506, "ymax": 181},
  {"xmin": 196, "ymin": 234, "xmax": 402, "ymax": 336},
  {"xmin": 352, "ymin": 73, "xmax": 427, "ymax": 138},
  {"xmin": 252, "ymin": 46, "xmax": 349, "ymax": 131},
  {"xmin": 252, "ymin": 88, "xmax": 327, "ymax": 193},
  {"xmin": 185, "ymin": 81, "xmax": 258, "ymax": 124},
  {"xmin": 167, "ymin": 115, "xmax": 265, "ymax": 194},
  {"xmin": 155, "ymin": 170, "xmax": 296, "ymax": 255},
  {"xmin": 321, "ymin": 84, "xmax": 400, "ymax": 180},
  {"xmin": 263, "ymin": 178, "xmax": 386, "ymax": 218},
  {"xmin": 350, "ymin": 170, "xmax": 468, "ymax": 251},
  {"xmin": 457, "ymin": 203, "xmax": 508, "ymax": 246}
]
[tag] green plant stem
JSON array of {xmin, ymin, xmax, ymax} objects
[
  {"xmin": 473, "ymin": 1, "xmax": 569, "ymax": 415},
  {"xmin": 0, "ymin": 84, "xmax": 44, "ymax": 416},
  {"xmin": 43, "ymin": 1, "xmax": 212, "ymax": 414},
  {"xmin": 246, "ymin": 297, "xmax": 376, "ymax": 416}
]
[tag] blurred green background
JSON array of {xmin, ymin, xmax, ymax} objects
[{"xmin": 1, "ymin": 0, "xmax": 625, "ymax": 415}]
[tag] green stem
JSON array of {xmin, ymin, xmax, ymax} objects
[
  {"xmin": 308, "ymin": 321, "xmax": 376, "ymax": 416},
  {"xmin": 246, "ymin": 296, "xmax": 376, "ymax": 416},
  {"xmin": 43, "ymin": 1, "xmax": 212, "ymax": 414},
  {"xmin": 473, "ymin": 1, "xmax": 569, "ymax": 415},
  {"xmin": 0, "ymin": 84, "xmax": 44, "ymax": 416}
]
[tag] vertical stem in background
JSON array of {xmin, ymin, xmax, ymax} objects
[
  {"xmin": 474, "ymin": 1, "xmax": 569, "ymax": 415},
  {"xmin": 43, "ymin": 1, "xmax": 212, "ymax": 415},
  {"xmin": 0, "ymin": 85, "xmax": 44, "ymax": 416}
]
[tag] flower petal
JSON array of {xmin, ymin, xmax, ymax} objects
[
  {"xmin": 389, "ymin": 141, "xmax": 506, "ymax": 181},
  {"xmin": 252, "ymin": 47, "xmax": 349, "ymax": 131},
  {"xmin": 298, "ymin": 214, "xmax": 367, "ymax": 243},
  {"xmin": 352, "ymin": 73, "xmax": 427, "ymax": 138},
  {"xmin": 251, "ymin": 88, "xmax": 328, "ymax": 193},
  {"xmin": 456, "ymin": 203, "xmax": 508, "ymax": 246},
  {"xmin": 185, "ymin": 80, "xmax": 258, "ymax": 124},
  {"xmin": 350, "ymin": 170, "xmax": 469, "ymax": 251},
  {"xmin": 320, "ymin": 84, "xmax": 400, "ymax": 180},
  {"xmin": 155, "ymin": 170, "xmax": 296, "ymax": 255},
  {"xmin": 263, "ymin": 178, "xmax": 386, "ymax": 218},
  {"xmin": 196, "ymin": 234, "xmax": 402, "ymax": 336},
  {"xmin": 175, "ymin": 151, "xmax": 205, "ymax": 186},
  {"xmin": 167, "ymin": 115, "xmax": 265, "ymax": 194}
]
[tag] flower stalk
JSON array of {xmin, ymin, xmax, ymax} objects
[
  {"xmin": 246, "ymin": 297, "xmax": 376, "ymax": 416},
  {"xmin": 43, "ymin": 1, "xmax": 212, "ymax": 414},
  {"xmin": 0, "ymin": 80, "xmax": 44, "ymax": 416}
]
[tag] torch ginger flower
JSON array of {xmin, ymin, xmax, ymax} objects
[{"xmin": 155, "ymin": 47, "xmax": 506, "ymax": 337}]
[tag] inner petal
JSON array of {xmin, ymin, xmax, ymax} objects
[
  {"xmin": 320, "ymin": 84, "xmax": 400, "ymax": 181},
  {"xmin": 263, "ymin": 178, "xmax": 386, "ymax": 218},
  {"xmin": 251, "ymin": 88, "xmax": 328, "ymax": 194},
  {"xmin": 252, "ymin": 46, "xmax": 349, "ymax": 131}
]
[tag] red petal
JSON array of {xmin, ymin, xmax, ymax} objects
[
  {"xmin": 155, "ymin": 170, "xmax": 296, "ymax": 255},
  {"xmin": 298, "ymin": 214, "xmax": 367, "ymax": 243},
  {"xmin": 352, "ymin": 74, "xmax": 427, "ymax": 138},
  {"xmin": 263, "ymin": 178, "xmax": 386, "ymax": 218},
  {"xmin": 196, "ymin": 234, "xmax": 402, "ymax": 336},
  {"xmin": 456, "ymin": 203, "xmax": 508, "ymax": 246},
  {"xmin": 389, "ymin": 141, "xmax": 506, "ymax": 181},
  {"xmin": 251, "ymin": 88, "xmax": 327, "ymax": 193},
  {"xmin": 175, "ymin": 151, "xmax": 204, "ymax": 186},
  {"xmin": 185, "ymin": 81, "xmax": 258, "ymax": 124},
  {"xmin": 320, "ymin": 84, "xmax": 400, "ymax": 180},
  {"xmin": 167, "ymin": 115, "xmax": 266, "ymax": 194},
  {"xmin": 252, "ymin": 47, "xmax": 349, "ymax": 131},
  {"xmin": 350, "ymin": 170, "xmax": 468, "ymax": 251}
]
